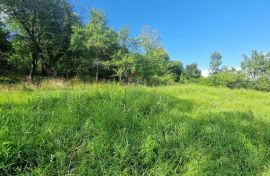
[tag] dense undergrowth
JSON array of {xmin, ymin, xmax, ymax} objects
[{"xmin": 1, "ymin": 82, "xmax": 270, "ymax": 175}]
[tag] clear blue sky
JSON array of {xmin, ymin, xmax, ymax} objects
[{"xmin": 70, "ymin": 0, "xmax": 270, "ymax": 69}]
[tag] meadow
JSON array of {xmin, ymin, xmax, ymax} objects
[{"xmin": 1, "ymin": 81, "xmax": 270, "ymax": 175}]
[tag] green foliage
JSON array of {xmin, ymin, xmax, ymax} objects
[
  {"xmin": 0, "ymin": 22, "xmax": 13, "ymax": 75},
  {"xmin": 135, "ymin": 26, "xmax": 170, "ymax": 85},
  {"xmin": 2, "ymin": 1, "xmax": 270, "ymax": 90},
  {"xmin": 184, "ymin": 63, "xmax": 201, "ymax": 80},
  {"xmin": 0, "ymin": 2, "xmax": 197, "ymax": 85},
  {"xmin": 249, "ymin": 73, "xmax": 270, "ymax": 92},
  {"xmin": 102, "ymin": 25, "xmax": 173, "ymax": 85},
  {"xmin": 104, "ymin": 51, "xmax": 137, "ymax": 82},
  {"xmin": 1, "ymin": 83, "xmax": 270, "ymax": 175},
  {"xmin": 70, "ymin": 9, "xmax": 118, "ymax": 80},
  {"xmin": 200, "ymin": 51, "xmax": 270, "ymax": 92},
  {"xmin": 136, "ymin": 49, "xmax": 169, "ymax": 85},
  {"xmin": 167, "ymin": 61, "xmax": 184, "ymax": 82},
  {"xmin": 209, "ymin": 51, "xmax": 222, "ymax": 75},
  {"xmin": 0, "ymin": 76, "xmax": 18, "ymax": 84},
  {"xmin": 102, "ymin": 27, "xmax": 139, "ymax": 82},
  {"xmin": 202, "ymin": 69, "xmax": 270, "ymax": 92},
  {"xmin": 0, "ymin": 21, "xmax": 11, "ymax": 57},
  {"xmin": 139, "ymin": 26, "xmax": 162, "ymax": 53},
  {"xmin": 208, "ymin": 72, "xmax": 246, "ymax": 89},
  {"xmin": 8, "ymin": 38, "xmax": 32, "ymax": 74},
  {"xmin": 241, "ymin": 50, "xmax": 270, "ymax": 79},
  {"xmin": 1, "ymin": 0, "xmax": 81, "ymax": 79}
]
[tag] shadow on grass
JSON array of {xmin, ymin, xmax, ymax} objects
[
  {"xmin": 1, "ymin": 89, "xmax": 270, "ymax": 175},
  {"xmin": 152, "ymin": 111, "xmax": 270, "ymax": 175}
]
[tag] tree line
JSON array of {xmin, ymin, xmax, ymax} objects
[
  {"xmin": 0, "ymin": 0, "xmax": 202, "ymax": 85},
  {"xmin": 1, "ymin": 0, "xmax": 270, "ymax": 90},
  {"xmin": 206, "ymin": 50, "xmax": 270, "ymax": 91}
]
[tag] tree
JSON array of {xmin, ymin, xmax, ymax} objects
[
  {"xmin": 103, "ymin": 27, "xmax": 140, "ymax": 82},
  {"xmin": 70, "ymin": 9, "xmax": 118, "ymax": 81},
  {"xmin": 167, "ymin": 61, "xmax": 184, "ymax": 82},
  {"xmin": 0, "ymin": 21, "xmax": 13, "ymax": 75},
  {"xmin": 46, "ymin": 2, "xmax": 81, "ymax": 78},
  {"xmin": 221, "ymin": 66, "xmax": 238, "ymax": 73},
  {"xmin": 8, "ymin": 35, "xmax": 32, "ymax": 74},
  {"xmin": 0, "ymin": 21, "xmax": 11, "ymax": 57},
  {"xmin": 136, "ymin": 26, "xmax": 169, "ymax": 84},
  {"xmin": 118, "ymin": 27, "xmax": 138, "ymax": 53},
  {"xmin": 185, "ymin": 63, "xmax": 201, "ymax": 79},
  {"xmin": 140, "ymin": 26, "xmax": 162, "ymax": 53},
  {"xmin": 104, "ymin": 51, "xmax": 138, "ymax": 82},
  {"xmin": 241, "ymin": 50, "xmax": 270, "ymax": 79},
  {"xmin": 209, "ymin": 51, "xmax": 222, "ymax": 75},
  {"xmin": 0, "ymin": 0, "xmax": 78, "ymax": 81}
]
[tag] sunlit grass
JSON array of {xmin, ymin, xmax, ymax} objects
[{"xmin": 1, "ymin": 82, "xmax": 270, "ymax": 175}]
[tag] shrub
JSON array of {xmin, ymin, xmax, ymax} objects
[
  {"xmin": 190, "ymin": 77, "xmax": 212, "ymax": 85},
  {"xmin": 0, "ymin": 76, "xmax": 19, "ymax": 84},
  {"xmin": 145, "ymin": 74, "xmax": 176, "ymax": 86},
  {"xmin": 206, "ymin": 72, "xmax": 246, "ymax": 89},
  {"xmin": 196, "ymin": 72, "xmax": 270, "ymax": 92},
  {"xmin": 249, "ymin": 75, "xmax": 270, "ymax": 92}
]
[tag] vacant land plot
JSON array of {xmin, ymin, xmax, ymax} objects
[{"xmin": 1, "ymin": 83, "xmax": 270, "ymax": 175}]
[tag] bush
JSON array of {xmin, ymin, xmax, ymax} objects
[
  {"xmin": 190, "ymin": 77, "xmax": 211, "ymax": 85},
  {"xmin": 134, "ymin": 74, "xmax": 176, "ymax": 86},
  {"xmin": 249, "ymin": 76, "xmax": 270, "ymax": 92},
  {"xmin": 147, "ymin": 74, "xmax": 176, "ymax": 86},
  {"xmin": 0, "ymin": 76, "xmax": 19, "ymax": 84},
  {"xmin": 195, "ymin": 72, "xmax": 270, "ymax": 92},
  {"xmin": 206, "ymin": 72, "xmax": 246, "ymax": 89}
]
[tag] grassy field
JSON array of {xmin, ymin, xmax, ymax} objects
[{"xmin": 1, "ymin": 81, "xmax": 270, "ymax": 175}]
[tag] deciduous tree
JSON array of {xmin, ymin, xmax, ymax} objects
[
  {"xmin": 241, "ymin": 50, "xmax": 270, "ymax": 79},
  {"xmin": 209, "ymin": 51, "xmax": 222, "ymax": 75},
  {"xmin": 71, "ymin": 9, "xmax": 118, "ymax": 81},
  {"xmin": 0, "ymin": 0, "xmax": 79, "ymax": 80},
  {"xmin": 185, "ymin": 63, "xmax": 201, "ymax": 79}
]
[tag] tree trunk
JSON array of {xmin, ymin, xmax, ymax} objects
[
  {"xmin": 95, "ymin": 66, "xmax": 99, "ymax": 82},
  {"xmin": 28, "ymin": 51, "xmax": 38, "ymax": 82}
]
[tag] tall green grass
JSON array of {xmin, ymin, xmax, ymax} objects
[{"xmin": 1, "ymin": 82, "xmax": 270, "ymax": 175}]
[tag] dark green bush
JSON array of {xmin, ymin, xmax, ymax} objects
[
  {"xmin": 209, "ymin": 72, "xmax": 246, "ymax": 89},
  {"xmin": 0, "ymin": 76, "xmax": 19, "ymax": 84}
]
